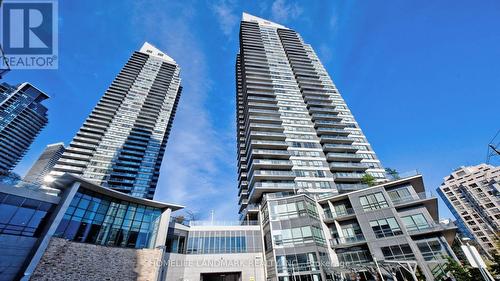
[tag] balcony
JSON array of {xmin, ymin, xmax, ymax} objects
[
  {"xmin": 330, "ymin": 234, "xmax": 366, "ymax": 248},
  {"xmin": 251, "ymin": 149, "xmax": 290, "ymax": 159},
  {"xmin": 248, "ymin": 115, "xmax": 282, "ymax": 124},
  {"xmin": 248, "ymin": 108, "xmax": 281, "ymax": 116},
  {"xmin": 314, "ymin": 120, "xmax": 348, "ymax": 129},
  {"xmin": 311, "ymin": 113, "xmax": 342, "ymax": 121},
  {"xmin": 327, "ymin": 153, "xmax": 363, "ymax": 162},
  {"xmin": 324, "ymin": 208, "xmax": 355, "ymax": 221},
  {"xmin": 407, "ymin": 221, "xmax": 457, "ymax": 236},
  {"xmin": 249, "ymin": 123, "xmax": 283, "ymax": 132},
  {"xmin": 250, "ymin": 140, "xmax": 288, "ymax": 149},
  {"xmin": 392, "ymin": 192, "xmax": 435, "ymax": 206},
  {"xmin": 336, "ymin": 183, "xmax": 369, "ymax": 192},
  {"xmin": 250, "ymin": 159, "xmax": 293, "ymax": 170},
  {"xmin": 334, "ymin": 172, "xmax": 365, "ymax": 181},
  {"xmin": 329, "ymin": 162, "xmax": 370, "ymax": 171},
  {"xmin": 317, "ymin": 127, "xmax": 350, "ymax": 136},
  {"xmin": 248, "ymin": 131, "xmax": 286, "ymax": 140},
  {"xmin": 250, "ymin": 170, "xmax": 295, "ymax": 181},
  {"xmin": 320, "ymin": 135, "xmax": 354, "ymax": 144},
  {"xmin": 323, "ymin": 144, "xmax": 358, "ymax": 153},
  {"xmin": 308, "ymin": 107, "xmax": 338, "ymax": 113}
]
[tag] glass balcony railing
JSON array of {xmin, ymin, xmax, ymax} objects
[
  {"xmin": 252, "ymin": 170, "xmax": 295, "ymax": 177},
  {"xmin": 327, "ymin": 153, "xmax": 364, "ymax": 160},
  {"xmin": 330, "ymin": 234, "xmax": 366, "ymax": 246},
  {"xmin": 391, "ymin": 192, "xmax": 434, "ymax": 205},
  {"xmin": 253, "ymin": 181, "xmax": 296, "ymax": 188},
  {"xmin": 189, "ymin": 220, "xmax": 259, "ymax": 226},
  {"xmin": 334, "ymin": 172, "xmax": 365, "ymax": 179},
  {"xmin": 329, "ymin": 162, "xmax": 369, "ymax": 169},
  {"xmin": 324, "ymin": 208, "xmax": 355, "ymax": 220},
  {"xmin": 407, "ymin": 220, "xmax": 456, "ymax": 234},
  {"xmin": 336, "ymin": 183, "xmax": 369, "ymax": 191}
]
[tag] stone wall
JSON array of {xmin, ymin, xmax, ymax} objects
[{"xmin": 31, "ymin": 238, "xmax": 162, "ymax": 281}]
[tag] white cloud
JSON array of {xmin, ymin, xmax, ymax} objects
[
  {"xmin": 131, "ymin": 1, "xmax": 238, "ymax": 220},
  {"xmin": 318, "ymin": 43, "xmax": 333, "ymax": 63},
  {"xmin": 271, "ymin": 0, "xmax": 303, "ymax": 23},
  {"xmin": 211, "ymin": 0, "xmax": 238, "ymax": 38}
]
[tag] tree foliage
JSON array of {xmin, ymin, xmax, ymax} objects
[{"xmin": 361, "ymin": 173, "xmax": 376, "ymax": 186}]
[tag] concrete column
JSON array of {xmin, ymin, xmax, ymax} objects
[
  {"xmin": 155, "ymin": 207, "xmax": 172, "ymax": 248},
  {"xmin": 21, "ymin": 181, "xmax": 80, "ymax": 281}
]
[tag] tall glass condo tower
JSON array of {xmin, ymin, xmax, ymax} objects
[
  {"xmin": 51, "ymin": 42, "xmax": 182, "ymax": 199},
  {"xmin": 237, "ymin": 13, "xmax": 385, "ymax": 220},
  {"xmin": 0, "ymin": 82, "xmax": 49, "ymax": 172}
]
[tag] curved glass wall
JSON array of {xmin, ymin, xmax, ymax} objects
[{"xmin": 54, "ymin": 189, "xmax": 162, "ymax": 248}]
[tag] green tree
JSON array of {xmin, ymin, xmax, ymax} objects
[
  {"xmin": 384, "ymin": 168, "xmax": 400, "ymax": 180},
  {"xmin": 361, "ymin": 173, "xmax": 376, "ymax": 186},
  {"xmin": 443, "ymin": 256, "xmax": 471, "ymax": 281}
]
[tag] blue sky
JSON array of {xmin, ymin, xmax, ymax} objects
[{"xmin": 8, "ymin": 0, "xmax": 500, "ymax": 220}]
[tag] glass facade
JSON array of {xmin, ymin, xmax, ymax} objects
[
  {"xmin": 0, "ymin": 192, "xmax": 54, "ymax": 237},
  {"xmin": 51, "ymin": 43, "xmax": 182, "ymax": 199},
  {"xmin": 185, "ymin": 229, "xmax": 262, "ymax": 254},
  {"xmin": 54, "ymin": 189, "xmax": 162, "ymax": 248},
  {"xmin": 0, "ymin": 82, "xmax": 49, "ymax": 172}
]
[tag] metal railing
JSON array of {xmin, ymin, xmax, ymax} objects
[{"xmin": 189, "ymin": 220, "xmax": 259, "ymax": 226}]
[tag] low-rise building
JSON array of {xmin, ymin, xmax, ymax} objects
[
  {"xmin": 164, "ymin": 221, "xmax": 266, "ymax": 281},
  {"xmin": 316, "ymin": 174, "xmax": 458, "ymax": 280},
  {"xmin": 0, "ymin": 173, "xmax": 182, "ymax": 281}
]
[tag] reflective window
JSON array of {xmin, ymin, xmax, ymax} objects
[
  {"xmin": 401, "ymin": 214, "xmax": 429, "ymax": 232},
  {"xmin": 54, "ymin": 189, "xmax": 162, "ymax": 249},
  {"xmin": 276, "ymin": 252, "xmax": 320, "ymax": 274},
  {"xmin": 416, "ymin": 238, "xmax": 449, "ymax": 261},
  {"xmin": 359, "ymin": 192, "xmax": 389, "ymax": 211},
  {"xmin": 369, "ymin": 217, "xmax": 403, "ymax": 238},
  {"xmin": 0, "ymin": 192, "xmax": 53, "ymax": 237},
  {"xmin": 381, "ymin": 244, "xmax": 415, "ymax": 260},
  {"xmin": 185, "ymin": 230, "xmax": 261, "ymax": 254}
]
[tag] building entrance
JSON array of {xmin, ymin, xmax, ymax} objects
[{"xmin": 200, "ymin": 272, "xmax": 241, "ymax": 281}]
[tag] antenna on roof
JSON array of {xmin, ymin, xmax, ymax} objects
[{"xmin": 486, "ymin": 129, "xmax": 500, "ymax": 164}]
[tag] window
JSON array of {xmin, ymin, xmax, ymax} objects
[
  {"xmin": 0, "ymin": 193, "xmax": 53, "ymax": 237},
  {"xmin": 416, "ymin": 238, "xmax": 448, "ymax": 261},
  {"xmin": 388, "ymin": 186, "xmax": 412, "ymax": 202},
  {"xmin": 185, "ymin": 230, "xmax": 261, "ymax": 254},
  {"xmin": 53, "ymin": 190, "xmax": 162, "ymax": 249},
  {"xmin": 401, "ymin": 214, "xmax": 429, "ymax": 232},
  {"xmin": 274, "ymin": 226, "xmax": 326, "ymax": 246},
  {"xmin": 381, "ymin": 244, "xmax": 415, "ymax": 260},
  {"xmin": 336, "ymin": 248, "xmax": 371, "ymax": 265},
  {"xmin": 359, "ymin": 192, "xmax": 388, "ymax": 211},
  {"xmin": 370, "ymin": 217, "xmax": 402, "ymax": 238},
  {"xmin": 276, "ymin": 252, "xmax": 320, "ymax": 273}
]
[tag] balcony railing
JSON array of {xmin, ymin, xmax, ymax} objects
[
  {"xmin": 336, "ymin": 183, "xmax": 369, "ymax": 191},
  {"xmin": 407, "ymin": 220, "xmax": 456, "ymax": 234},
  {"xmin": 324, "ymin": 208, "xmax": 355, "ymax": 220},
  {"xmin": 189, "ymin": 220, "xmax": 259, "ymax": 226},
  {"xmin": 392, "ymin": 192, "xmax": 434, "ymax": 205},
  {"xmin": 330, "ymin": 234, "xmax": 366, "ymax": 246}
]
